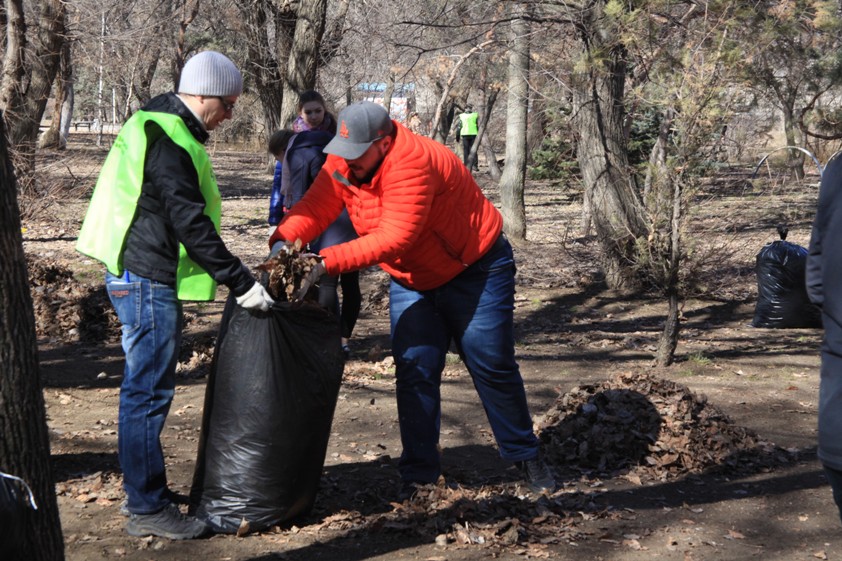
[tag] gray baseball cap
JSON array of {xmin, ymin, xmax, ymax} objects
[{"xmin": 324, "ymin": 101, "xmax": 394, "ymax": 160}]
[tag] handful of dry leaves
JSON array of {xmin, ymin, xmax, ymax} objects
[{"xmin": 256, "ymin": 239, "xmax": 323, "ymax": 302}]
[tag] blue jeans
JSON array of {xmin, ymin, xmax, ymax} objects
[
  {"xmin": 106, "ymin": 271, "xmax": 183, "ymax": 514},
  {"xmin": 389, "ymin": 235, "xmax": 539, "ymax": 484}
]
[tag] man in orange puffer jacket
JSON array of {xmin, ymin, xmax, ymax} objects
[{"xmin": 269, "ymin": 101, "xmax": 555, "ymax": 499}]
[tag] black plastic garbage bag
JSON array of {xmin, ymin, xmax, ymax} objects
[
  {"xmin": 190, "ymin": 295, "xmax": 344, "ymax": 533},
  {"xmin": 0, "ymin": 471, "xmax": 37, "ymax": 558},
  {"xmin": 753, "ymin": 227, "xmax": 822, "ymax": 328}
]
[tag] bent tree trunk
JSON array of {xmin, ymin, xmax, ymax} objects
[
  {"xmin": 0, "ymin": 113, "xmax": 65, "ymax": 560},
  {"xmin": 572, "ymin": 38, "xmax": 648, "ymax": 290}
]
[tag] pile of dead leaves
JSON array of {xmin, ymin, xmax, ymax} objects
[
  {"xmin": 537, "ymin": 372, "xmax": 797, "ymax": 481},
  {"xmin": 257, "ymin": 240, "xmax": 322, "ymax": 302},
  {"xmin": 27, "ymin": 255, "xmax": 119, "ymax": 344}
]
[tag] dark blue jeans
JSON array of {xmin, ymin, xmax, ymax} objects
[
  {"xmin": 106, "ymin": 271, "xmax": 182, "ymax": 514},
  {"xmin": 389, "ymin": 235, "xmax": 539, "ymax": 484}
]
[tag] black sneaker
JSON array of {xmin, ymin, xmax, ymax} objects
[
  {"xmin": 515, "ymin": 456, "xmax": 556, "ymax": 494},
  {"xmin": 126, "ymin": 503, "xmax": 209, "ymax": 540}
]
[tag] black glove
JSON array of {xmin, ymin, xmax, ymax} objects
[{"xmin": 292, "ymin": 259, "xmax": 326, "ymax": 302}]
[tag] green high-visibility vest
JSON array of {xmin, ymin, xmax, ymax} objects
[
  {"xmin": 459, "ymin": 112, "xmax": 479, "ymax": 136},
  {"xmin": 76, "ymin": 110, "xmax": 221, "ymax": 301}
]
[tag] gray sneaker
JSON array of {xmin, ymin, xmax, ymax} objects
[
  {"xmin": 120, "ymin": 490, "xmax": 188, "ymax": 517},
  {"xmin": 126, "ymin": 503, "xmax": 209, "ymax": 540},
  {"xmin": 515, "ymin": 456, "xmax": 556, "ymax": 494}
]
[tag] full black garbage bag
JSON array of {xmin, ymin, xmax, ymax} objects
[
  {"xmin": 190, "ymin": 295, "xmax": 344, "ymax": 533},
  {"xmin": 752, "ymin": 230, "xmax": 822, "ymax": 328}
]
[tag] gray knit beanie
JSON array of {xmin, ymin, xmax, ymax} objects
[{"xmin": 178, "ymin": 51, "xmax": 243, "ymax": 97}]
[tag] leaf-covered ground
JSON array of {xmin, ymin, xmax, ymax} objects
[{"xmin": 23, "ymin": 136, "xmax": 840, "ymax": 560}]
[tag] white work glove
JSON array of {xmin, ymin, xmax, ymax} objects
[
  {"xmin": 293, "ymin": 258, "xmax": 327, "ymax": 302},
  {"xmin": 235, "ymin": 282, "xmax": 275, "ymax": 312}
]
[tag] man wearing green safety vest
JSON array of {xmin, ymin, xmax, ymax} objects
[
  {"xmin": 455, "ymin": 104, "xmax": 479, "ymax": 170},
  {"xmin": 76, "ymin": 51, "xmax": 273, "ymax": 540}
]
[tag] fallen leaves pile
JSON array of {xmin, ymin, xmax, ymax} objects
[
  {"xmin": 257, "ymin": 240, "xmax": 323, "ymax": 302},
  {"xmin": 27, "ymin": 255, "xmax": 119, "ymax": 344},
  {"xmin": 537, "ymin": 371, "xmax": 797, "ymax": 481}
]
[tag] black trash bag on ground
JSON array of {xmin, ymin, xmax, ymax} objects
[
  {"xmin": 0, "ymin": 472, "xmax": 37, "ymax": 558},
  {"xmin": 752, "ymin": 226, "xmax": 822, "ymax": 328},
  {"xmin": 190, "ymin": 294, "xmax": 344, "ymax": 533}
]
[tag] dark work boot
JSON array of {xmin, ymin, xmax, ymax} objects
[{"xmin": 515, "ymin": 455, "xmax": 556, "ymax": 494}]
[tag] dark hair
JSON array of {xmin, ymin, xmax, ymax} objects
[
  {"xmin": 268, "ymin": 129, "xmax": 296, "ymax": 156},
  {"xmin": 297, "ymin": 90, "xmax": 326, "ymax": 112}
]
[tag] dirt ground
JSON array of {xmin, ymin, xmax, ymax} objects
[{"xmin": 20, "ymin": 134, "xmax": 842, "ymax": 560}]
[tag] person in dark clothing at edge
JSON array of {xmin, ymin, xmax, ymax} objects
[
  {"xmin": 75, "ymin": 51, "xmax": 274, "ymax": 540},
  {"xmin": 807, "ymin": 154, "xmax": 842, "ymax": 525},
  {"xmin": 270, "ymin": 101, "xmax": 555, "ymax": 500}
]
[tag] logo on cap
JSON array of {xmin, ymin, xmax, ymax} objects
[{"xmin": 339, "ymin": 120, "xmax": 349, "ymax": 138}]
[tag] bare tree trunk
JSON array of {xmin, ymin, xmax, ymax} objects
[
  {"xmin": 655, "ymin": 177, "xmax": 683, "ymax": 366},
  {"xmin": 38, "ymin": 76, "xmax": 63, "ymax": 149},
  {"xmin": 483, "ymin": 141, "xmax": 502, "ymax": 181},
  {"xmin": 0, "ymin": 112, "xmax": 65, "ymax": 561},
  {"xmin": 319, "ymin": 0, "xmax": 350, "ymax": 66},
  {"xmin": 174, "ymin": 0, "xmax": 200, "ymax": 90},
  {"xmin": 469, "ymin": 87, "xmax": 497, "ymax": 170},
  {"xmin": 0, "ymin": 0, "xmax": 27, "ymax": 126},
  {"xmin": 782, "ymin": 104, "xmax": 805, "ymax": 179},
  {"xmin": 4, "ymin": 0, "xmax": 65, "ymax": 179},
  {"xmin": 279, "ymin": 0, "xmax": 328, "ymax": 128},
  {"xmin": 381, "ymin": 74, "xmax": 395, "ymax": 116},
  {"xmin": 38, "ymin": 40, "xmax": 71, "ymax": 149},
  {"xmin": 238, "ymin": 0, "xmax": 291, "ymax": 134},
  {"xmin": 498, "ymin": 6, "xmax": 529, "ymax": 241},
  {"xmin": 580, "ymin": 186, "xmax": 593, "ymax": 235},
  {"xmin": 95, "ymin": 12, "xmax": 105, "ymax": 147},
  {"xmin": 572, "ymin": 8, "xmax": 647, "ymax": 290},
  {"xmin": 59, "ymin": 75, "xmax": 73, "ymax": 144},
  {"xmin": 656, "ymin": 288, "xmax": 680, "ymax": 366}
]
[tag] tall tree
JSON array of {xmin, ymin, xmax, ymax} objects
[
  {"xmin": 0, "ymin": 112, "xmax": 65, "ymax": 560},
  {"xmin": 279, "ymin": 0, "xmax": 329, "ymax": 127},
  {"xmin": 0, "ymin": 0, "xmax": 66, "ymax": 181},
  {"xmin": 498, "ymin": 3, "xmax": 529, "ymax": 241},
  {"xmin": 568, "ymin": 1, "xmax": 648, "ymax": 290}
]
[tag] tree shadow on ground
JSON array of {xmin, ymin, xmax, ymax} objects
[{"xmin": 52, "ymin": 451, "xmax": 119, "ymax": 482}]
